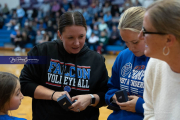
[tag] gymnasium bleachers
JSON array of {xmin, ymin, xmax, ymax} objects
[
  {"xmin": 0, "ymin": 29, "xmax": 34, "ymax": 50},
  {"xmin": 0, "ymin": 0, "xmax": 128, "ymax": 54},
  {"xmin": 0, "ymin": 24, "xmax": 125, "ymax": 54},
  {"xmin": 0, "ymin": 29, "xmax": 12, "ymax": 47}
]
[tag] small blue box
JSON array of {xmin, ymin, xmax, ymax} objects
[{"xmin": 57, "ymin": 94, "xmax": 72, "ymax": 111}]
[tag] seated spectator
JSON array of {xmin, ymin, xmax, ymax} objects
[
  {"xmin": 16, "ymin": 6, "xmax": 25, "ymax": 26},
  {"xmin": 51, "ymin": 1, "xmax": 60, "ymax": 14},
  {"xmin": 109, "ymin": 25, "xmax": 120, "ymax": 45},
  {"xmin": 82, "ymin": 8, "xmax": 90, "ymax": 21},
  {"xmin": 47, "ymin": 31, "xmax": 53, "ymax": 41},
  {"xmin": 11, "ymin": 9, "xmax": 18, "ymax": 20},
  {"xmin": 99, "ymin": 31, "xmax": 108, "ymax": 54},
  {"xmin": 40, "ymin": 1, "xmax": 51, "ymax": 17},
  {"xmin": 103, "ymin": 2, "xmax": 111, "ymax": 14},
  {"xmin": 33, "ymin": 0, "xmax": 44, "ymax": 9},
  {"xmin": 21, "ymin": 0, "xmax": 31, "ymax": 8},
  {"xmin": 93, "ymin": 17, "xmax": 101, "ymax": 26},
  {"xmin": 87, "ymin": 2, "xmax": 99, "ymax": 17},
  {"xmin": 28, "ymin": 26, "xmax": 36, "ymax": 46},
  {"xmin": 26, "ymin": 9, "xmax": 33, "ymax": 20},
  {"xmin": 111, "ymin": 4, "xmax": 120, "ymax": 17},
  {"xmin": 88, "ymin": 33, "xmax": 99, "ymax": 51},
  {"xmin": 52, "ymin": 24, "xmax": 58, "ymax": 34},
  {"xmin": 103, "ymin": 11, "xmax": 112, "ymax": 28},
  {"xmin": 42, "ymin": 30, "xmax": 50, "ymax": 42},
  {"xmin": 46, "ymin": 20, "xmax": 56, "ymax": 37},
  {"xmin": 21, "ymin": 31, "xmax": 29, "ymax": 52},
  {"xmin": 37, "ymin": 9, "xmax": 43, "ymax": 20},
  {"xmin": 55, "ymin": 12, "xmax": 60, "ymax": 19},
  {"xmin": 98, "ymin": 19, "xmax": 108, "ymax": 31},
  {"xmin": 31, "ymin": 20, "xmax": 38, "ymax": 32},
  {"xmin": 98, "ymin": 11, "xmax": 103, "ymax": 18},
  {"xmin": 35, "ymin": 30, "xmax": 43, "ymax": 44},
  {"xmin": 103, "ymin": 11, "xmax": 112, "ymax": 22},
  {"xmin": 103, "ymin": 28, "xmax": 111, "ymax": 39},
  {"xmin": 86, "ymin": 25, "xmax": 92, "ymax": 40},
  {"xmin": 14, "ymin": 31, "xmax": 29, "ymax": 52},
  {"xmin": 32, "ymin": 8, "xmax": 38, "ymax": 19},
  {"xmin": 93, "ymin": 13, "xmax": 99, "ymax": 23},
  {"xmin": 94, "ymin": 0, "xmax": 102, "ymax": 12},
  {"xmin": 14, "ymin": 30, "xmax": 23, "ymax": 52},
  {"xmin": 61, "ymin": 0, "xmax": 71, "ymax": 12},
  {"xmin": 2, "ymin": 3, "xmax": 9, "ymax": 15},
  {"xmin": 36, "ymin": 30, "xmax": 49, "ymax": 44},
  {"xmin": 5, "ymin": 19, "xmax": 17, "ymax": 30},
  {"xmin": 22, "ymin": 21, "xmax": 29, "ymax": 33},
  {"xmin": 73, "ymin": 5, "xmax": 83, "ymax": 13},
  {"xmin": 10, "ymin": 25, "xmax": 19, "ymax": 44},
  {"xmin": 78, "ymin": 0, "xmax": 89, "ymax": 7},
  {"xmin": 97, "ymin": 43, "xmax": 103, "ymax": 54},
  {"xmin": 36, "ymin": 19, "xmax": 47, "ymax": 30},
  {"xmin": 92, "ymin": 25, "xmax": 100, "ymax": 37},
  {"xmin": 51, "ymin": 33, "xmax": 59, "ymax": 41},
  {"xmin": 112, "ymin": 12, "xmax": 120, "ymax": 26}
]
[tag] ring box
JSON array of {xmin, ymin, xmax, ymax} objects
[
  {"xmin": 107, "ymin": 90, "xmax": 128, "ymax": 111},
  {"xmin": 57, "ymin": 94, "xmax": 72, "ymax": 111},
  {"xmin": 115, "ymin": 89, "xmax": 128, "ymax": 103},
  {"xmin": 107, "ymin": 101, "xmax": 121, "ymax": 111}
]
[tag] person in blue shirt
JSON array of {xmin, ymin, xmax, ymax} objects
[
  {"xmin": 0, "ymin": 72, "xmax": 26, "ymax": 120},
  {"xmin": 105, "ymin": 6, "xmax": 149, "ymax": 120}
]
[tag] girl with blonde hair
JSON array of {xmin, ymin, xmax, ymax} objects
[{"xmin": 105, "ymin": 6, "xmax": 149, "ymax": 120}]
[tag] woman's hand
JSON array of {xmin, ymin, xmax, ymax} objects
[
  {"xmin": 112, "ymin": 94, "xmax": 117, "ymax": 101},
  {"xmin": 69, "ymin": 94, "xmax": 92, "ymax": 112},
  {"xmin": 116, "ymin": 95, "xmax": 139, "ymax": 113},
  {"xmin": 52, "ymin": 91, "xmax": 71, "ymax": 101}
]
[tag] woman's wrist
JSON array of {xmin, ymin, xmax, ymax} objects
[{"xmin": 51, "ymin": 91, "xmax": 56, "ymax": 100}]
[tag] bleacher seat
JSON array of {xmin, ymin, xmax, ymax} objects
[
  {"xmin": 0, "ymin": 38, "xmax": 11, "ymax": 43},
  {"xmin": 0, "ymin": 30, "xmax": 12, "ymax": 47},
  {"xmin": 0, "ymin": 43, "xmax": 4, "ymax": 47},
  {"xmin": 106, "ymin": 45, "xmax": 125, "ymax": 51},
  {"xmin": 0, "ymin": 30, "xmax": 13, "ymax": 34},
  {"xmin": 24, "ymin": 43, "xmax": 33, "ymax": 48},
  {"xmin": 113, "ymin": 40, "xmax": 121, "ymax": 45},
  {"xmin": 0, "ymin": 35, "xmax": 11, "ymax": 39},
  {"xmin": 106, "ymin": 45, "xmax": 125, "ymax": 55}
]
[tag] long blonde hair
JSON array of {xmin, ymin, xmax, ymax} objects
[{"xmin": 118, "ymin": 6, "xmax": 145, "ymax": 32}]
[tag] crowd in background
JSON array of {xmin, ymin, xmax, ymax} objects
[{"xmin": 0, "ymin": 0, "xmax": 155, "ymax": 53}]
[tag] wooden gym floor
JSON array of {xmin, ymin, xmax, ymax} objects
[{"xmin": 0, "ymin": 50, "xmax": 118, "ymax": 120}]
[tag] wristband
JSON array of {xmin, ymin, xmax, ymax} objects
[{"xmin": 51, "ymin": 91, "xmax": 56, "ymax": 100}]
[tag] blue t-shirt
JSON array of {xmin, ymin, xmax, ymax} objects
[
  {"xmin": 11, "ymin": 31, "xmax": 17, "ymax": 36},
  {"xmin": 0, "ymin": 115, "xmax": 26, "ymax": 120},
  {"xmin": 105, "ymin": 48, "xmax": 150, "ymax": 120}
]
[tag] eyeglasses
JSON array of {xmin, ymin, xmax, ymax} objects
[{"xmin": 142, "ymin": 27, "xmax": 167, "ymax": 36}]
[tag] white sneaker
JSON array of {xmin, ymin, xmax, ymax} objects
[{"xmin": 14, "ymin": 46, "xmax": 21, "ymax": 52}]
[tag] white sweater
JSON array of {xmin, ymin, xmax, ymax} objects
[{"xmin": 143, "ymin": 58, "xmax": 180, "ymax": 120}]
